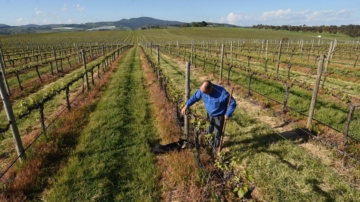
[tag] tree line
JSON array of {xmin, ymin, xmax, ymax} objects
[{"xmin": 252, "ymin": 24, "xmax": 360, "ymax": 37}]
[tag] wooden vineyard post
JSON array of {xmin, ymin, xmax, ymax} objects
[
  {"xmin": 219, "ymin": 44, "xmax": 225, "ymax": 83},
  {"xmin": 306, "ymin": 55, "xmax": 325, "ymax": 129},
  {"xmin": 81, "ymin": 49, "xmax": 90, "ymax": 91},
  {"xmin": 184, "ymin": 62, "xmax": 190, "ymax": 140},
  {"xmin": 265, "ymin": 40, "xmax": 268, "ymax": 72},
  {"xmin": 157, "ymin": 47, "xmax": 160, "ymax": 65},
  {"xmin": 0, "ymin": 44, "xmax": 6, "ymax": 68},
  {"xmin": 150, "ymin": 43, "xmax": 152, "ymax": 55},
  {"xmin": 299, "ymin": 39, "xmax": 303, "ymax": 60},
  {"xmin": 276, "ymin": 39, "xmax": 283, "ymax": 74},
  {"xmin": 331, "ymin": 39, "xmax": 337, "ymax": 60},
  {"xmin": 0, "ymin": 47, "xmax": 11, "ymax": 95},
  {"xmin": 311, "ymin": 39, "xmax": 314, "ymax": 54},
  {"xmin": 177, "ymin": 41, "xmax": 179, "ymax": 58},
  {"xmin": 321, "ymin": 41, "xmax": 334, "ymax": 88},
  {"xmin": 0, "ymin": 71, "xmax": 26, "ymax": 162},
  {"xmin": 343, "ymin": 103, "xmax": 360, "ymax": 146}
]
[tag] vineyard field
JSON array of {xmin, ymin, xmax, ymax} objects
[{"xmin": 0, "ymin": 28, "xmax": 359, "ymax": 201}]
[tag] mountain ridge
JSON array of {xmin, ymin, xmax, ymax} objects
[{"xmin": 0, "ymin": 16, "xmax": 235, "ymax": 30}]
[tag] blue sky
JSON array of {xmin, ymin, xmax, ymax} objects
[{"xmin": 1, "ymin": 0, "xmax": 360, "ymax": 26}]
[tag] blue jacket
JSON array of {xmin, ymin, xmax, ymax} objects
[{"xmin": 186, "ymin": 84, "xmax": 236, "ymax": 117}]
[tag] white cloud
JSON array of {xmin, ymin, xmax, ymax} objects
[
  {"xmin": 73, "ymin": 4, "xmax": 84, "ymax": 11},
  {"xmin": 224, "ymin": 9, "xmax": 359, "ymax": 26},
  {"xmin": 62, "ymin": 4, "xmax": 68, "ymax": 12},
  {"xmin": 17, "ymin": 18, "xmax": 23, "ymax": 23},
  {"xmin": 67, "ymin": 19, "xmax": 73, "ymax": 24},
  {"xmin": 227, "ymin": 12, "xmax": 253, "ymax": 24}
]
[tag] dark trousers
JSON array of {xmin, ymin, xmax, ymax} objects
[{"xmin": 206, "ymin": 114, "xmax": 225, "ymax": 148}]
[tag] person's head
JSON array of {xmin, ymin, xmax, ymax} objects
[{"xmin": 200, "ymin": 80, "xmax": 213, "ymax": 94}]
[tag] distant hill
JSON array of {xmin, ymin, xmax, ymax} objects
[
  {"xmin": 0, "ymin": 17, "xmax": 237, "ymax": 35},
  {"xmin": 21, "ymin": 24, "xmax": 41, "ymax": 28},
  {"xmin": 112, "ymin": 17, "xmax": 183, "ymax": 29},
  {"xmin": 0, "ymin": 24, "xmax": 10, "ymax": 28}
]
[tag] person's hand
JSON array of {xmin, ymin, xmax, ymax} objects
[
  {"xmin": 181, "ymin": 106, "xmax": 188, "ymax": 115},
  {"xmin": 225, "ymin": 115, "xmax": 229, "ymax": 121}
]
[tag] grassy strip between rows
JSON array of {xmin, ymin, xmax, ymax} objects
[
  {"xmin": 154, "ymin": 50, "xmax": 360, "ymax": 201},
  {"xmin": 46, "ymin": 47, "xmax": 160, "ymax": 201}
]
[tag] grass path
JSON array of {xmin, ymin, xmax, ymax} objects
[{"xmin": 46, "ymin": 47, "xmax": 161, "ymax": 201}]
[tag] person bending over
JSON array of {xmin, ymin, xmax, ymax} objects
[{"xmin": 181, "ymin": 80, "xmax": 236, "ymax": 151}]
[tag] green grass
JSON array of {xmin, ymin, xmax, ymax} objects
[
  {"xmin": 226, "ymin": 108, "xmax": 360, "ymax": 201},
  {"xmin": 46, "ymin": 47, "xmax": 161, "ymax": 201}
]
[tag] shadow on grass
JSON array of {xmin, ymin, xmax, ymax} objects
[
  {"xmin": 306, "ymin": 178, "xmax": 336, "ymax": 202},
  {"xmin": 224, "ymin": 128, "xmax": 311, "ymax": 171}
]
